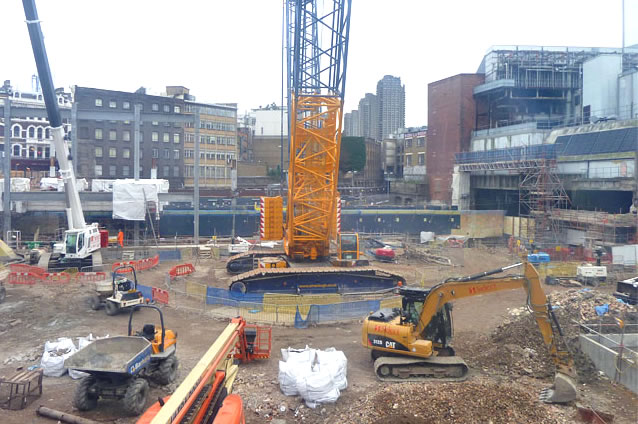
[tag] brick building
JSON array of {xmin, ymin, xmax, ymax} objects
[{"xmin": 74, "ymin": 86, "xmax": 185, "ymax": 189}]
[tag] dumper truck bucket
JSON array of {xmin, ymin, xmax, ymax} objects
[{"xmin": 539, "ymin": 373, "xmax": 577, "ymax": 403}]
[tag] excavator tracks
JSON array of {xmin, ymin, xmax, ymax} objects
[
  {"xmin": 229, "ymin": 265, "xmax": 406, "ymax": 294},
  {"xmin": 373, "ymin": 355, "xmax": 469, "ymax": 383},
  {"xmin": 226, "ymin": 249, "xmax": 287, "ymax": 274}
]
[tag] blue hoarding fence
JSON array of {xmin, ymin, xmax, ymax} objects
[{"xmin": 294, "ymin": 299, "xmax": 381, "ymax": 328}]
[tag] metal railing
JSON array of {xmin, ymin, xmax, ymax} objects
[{"xmin": 455, "ymin": 144, "xmax": 557, "ymax": 164}]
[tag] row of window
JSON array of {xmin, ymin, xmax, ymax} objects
[
  {"xmin": 184, "ymin": 165, "xmax": 232, "ymax": 178},
  {"xmin": 92, "ymin": 129, "xmax": 180, "ymax": 143},
  {"xmin": 404, "ymin": 153, "xmax": 426, "ymax": 166},
  {"xmin": 183, "ymin": 150, "xmax": 235, "ymax": 161},
  {"xmin": 94, "ymin": 98, "xmax": 181, "ymax": 114},
  {"xmin": 184, "ymin": 104, "xmax": 236, "ymax": 118},
  {"xmin": 11, "ymin": 144, "xmax": 50, "ymax": 158},
  {"xmin": 405, "ymin": 137, "xmax": 426, "ymax": 148},
  {"xmin": 184, "ymin": 134, "xmax": 236, "ymax": 145},
  {"xmin": 11, "ymin": 125, "xmax": 53, "ymax": 139},
  {"xmin": 93, "ymin": 164, "xmax": 180, "ymax": 178},
  {"xmin": 94, "ymin": 147, "xmax": 181, "ymax": 160}
]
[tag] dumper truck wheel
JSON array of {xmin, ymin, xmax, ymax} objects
[
  {"xmin": 124, "ymin": 378, "xmax": 149, "ymax": 416},
  {"xmin": 155, "ymin": 355, "xmax": 179, "ymax": 385},
  {"xmin": 105, "ymin": 300, "xmax": 120, "ymax": 316},
  {"xmin": 0, "ymin": 286, "xmax": 6, "ymax": 304},
  {"xmin": 73, "ymin": 376, "xmax": 98, "ymax": 411},
  {"xmin": 229, "ymin": 281, "xmax": 247, "ymax": 294},
  {"xmin": 88, "ymin": 295, "xmax": 102, "ymax": 311}
]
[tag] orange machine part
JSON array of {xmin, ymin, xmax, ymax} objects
[
  {"xmin": 136, "ymin": 396, "xmax": 170, "ymax": 424},
  {"xmin": 212, "ymin": 394, "xmax": 245, "ymax": 424}
]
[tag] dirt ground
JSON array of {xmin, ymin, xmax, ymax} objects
[{"xmin": 1, "ymin": 247, "xmax": 636, "ymax": 423}]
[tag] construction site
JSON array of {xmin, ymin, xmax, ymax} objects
[{"xmin": 1, "ymin": 1, "xmax": 638, "ymax": 424}]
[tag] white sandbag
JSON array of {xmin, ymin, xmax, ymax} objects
[
  {"xmin": 296, "ymin": 371, "xmax": 340, "ymax": 409},
  {"xmin": 316, "ymin": 348, "xmax": 348, "ymax": 390},
  {"xmin": 278, "ymin": 360, "xmax": 310, "ymax": 396},
  {"xmin": 41, "ymin": 337, "xmax": 77, "ymax": 377},
  {"xmin": 281, "ymin": 346, "xmax": 313, "ymax": 363}
]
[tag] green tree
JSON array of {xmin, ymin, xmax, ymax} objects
[{"xmin": 339, "ymin": 136, "xmax": 366, "ymax": 173}]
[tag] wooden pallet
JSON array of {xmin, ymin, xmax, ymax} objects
[{"xmin": 0, "ymin": 368, "xmax": 43, "ymax": 410}]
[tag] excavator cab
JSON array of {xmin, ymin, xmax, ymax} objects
[
  {"xmin": 400, "ymin": 289, "xmax": 453, "ymax": 346},
  {"xmin": 338, "ymin": 233, "xmax": 360, "ymax": 260}
]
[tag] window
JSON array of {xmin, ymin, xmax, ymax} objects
[
  {"xmin": 174, "ymin": 106, "xmax": 181, "ymax": 113},
  {"xmin": 173, "ymin": 166, "xmax": 180, "ymax": 176},
  {"xmin": 109, "ymin": 165, "xmax": 116, "ymax": 176},
  {"xmin": 109, "ymin": 147, "xmax": 117, "ymax": 158},
  {"xmin": 152, "ymin": 148, "xmax": 159, "ymax": 158},
  {"xmin": 140, "ymin": 149, "xmax": 144, "ymax": 159},
  {"xmin": 173, "ymin": 133, "xmax": 180, "ymax": 143},
  {"xmin": 95, "ymin": 98, "xmax": 102, "ymax": 107},
  {"xmin": 79, "ymin": 127, "xmax": 88, "ymax": 138},
  {"xmin": 28, "ymin": 127, "xmax": 35, "ymax": 138},
  {"xmin": 13, "ymin": 126, "xmax": 21, "ymax": 137},
  {"xmin": 164, "ymin": 149, "xmax": 170, "ymax": 159},
  {"xmin": 405, "ymin": 154, "xmax": 412, "ymax": 166},
  {"xmin": 152, "ymin": 131, "xmax": 159, "ymax": 142},
  {"xmin": 95, "ymin": 165, "xmax": 102, "ymax": 176},
  {"xmin": 418, "ymin": 153, "xmax": 425, "ymax": 165},
  {"xmin": 184, "ymin": 149, "xmax": 194, "ymax": 158},
  {"xmin": 163, "ymin": 133, "xmax": 169, "ymax": 143},
  {"xmin": 95, "ymin": 128, "xmax": 103, "ymax": 140},
  {"xmin": 123, "ymin": 101, "xmax": 130, "ymax": 110},
  {"xmin": 122, "ymin": 165, "xmax": 130, "ymax": 176},
  {"xmin": 163, "ymin": 165, "xmax": 170, "ymax": 177},
  {"xmin": 185, "ymin": 133, "xmax": 195, "ymax": 142},
  {"xmin": 152, "ymin": 103, "xmax": 159, "ymax": 111},
  {"xmin": 95, "ymin": 147, "xmax": 103, "ymax": 158},
  {"xmin": 122, "ymin": 130, "xmax": 131, "ymax": 141},
  {"xmin": 109, "ymin": 100, "xmax": 117, "ymax": 108},
  {"xmin": 109, "ymin": 130, "xmax": 117, "ymax": 141},
  {"xmin": 173, "ymin": 149, "xmax": 180, "ymax": 159},
  {"xmin": 152, "ymin": 121, "xmax": 159, "ymax": 126},
  {"xmin": 139, "ymin": 132, "xmax": 144, "ymax": 142},
  {"xmin": 37, "ymin": 127, "xmax": 43, "ymax": 139},
  {"xmin": 417, "ymin": 137, "xmax": 425, "ymax": 147},
  {"xmin": 163, "ymin": 105, "xmax": 170, "ymax": 113},
  {"xmin": 406, "ymin": 139, "xmax": 412, "ymax": 148},
  {"xmin": 123, "ymin": 148, "xmax": 130, "ymax": 159}
]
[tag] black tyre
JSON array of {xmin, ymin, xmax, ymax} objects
[
  {"xmin": 88, "ymin": 295, "xmax": 102, "ymax": 311},
  {"xmin": 229, "ymin": 281, "xmax": 247, "ymax": 294},
  {"xmin": 105, "ymin": 300, "xmax": 120, "ymax": 316},
  {"xmin": 73, "ymin": 376, "xmax": 98, "ymax": 411},
  {"xmin": 0, "ymin": 286, "xmax": 6, "ymax": 304},
  {"xmin": 154, "ymin": 355, "xmax": 179, "ymax": 385},
  {"xmin": 123, "ymin": 378, "xmax": 149, "ymax": 416}
]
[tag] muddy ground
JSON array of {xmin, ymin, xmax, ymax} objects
[{"xmin": 1, "ymin": 247, "xmax": 636, "ymax": 423}]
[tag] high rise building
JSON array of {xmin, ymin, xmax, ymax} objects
[
  {"xmin": 358, "ymin": 93, "xmax": 379, "ymax": 140},
  {"xmin": 343, "ymin": 110, "xmax": 361, "ymax": 136},
  {"xmin": 376, "ymin": 75, "xmax": 405, "ymax": 140}
]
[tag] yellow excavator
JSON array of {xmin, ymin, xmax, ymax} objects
[{"xmin": 362, "ymin": 262, "xmax": 578, "ymax": 403}]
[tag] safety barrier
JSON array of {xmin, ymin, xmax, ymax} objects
[
  {"xmin": 152, "ymin": 287, "xmax": 169, "ymax": 304},
  {"xmin": 9, "ymin": 263, "xmax": 45, "ymax": 276},
  {"xmin": 111, "ymin": 255, "xmax": 160, "ymax": 273},
  {"xmin": 75, "ymin": 272, "xmax": 108, "ymax": 283},
  {"xmin": 8, "ymin": 272, "xmax": 40, "ymax": 285},
  {"xmin": 42, "ymin": 272, "xmax": 71, "ymax": 284},
  {"xmin": 168, "ymin": 263, "xmax": 195, "ymax": 279}
]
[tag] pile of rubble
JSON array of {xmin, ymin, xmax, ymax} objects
[
  {"xmin": 405, "ymin": 245, "xmax": 452, "ymax": 266},
  {"xmin": 335, "ymin": 379, "xmax": 572, "ymax": 424},
  {"xmin": 464, "ymin": 289, "xmax": 636, "ymax": 383}
]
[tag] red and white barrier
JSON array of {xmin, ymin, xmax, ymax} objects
[
  {"xmin": 168, "ymin": 263, "xmax": 195, "ymax": 279},
  {"xmin": 152, "ymin": 287, "xmax": 169, "ymax": 304}
]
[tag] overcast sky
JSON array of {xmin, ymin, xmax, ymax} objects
[{"xmin": 3, "ymin": 0, "xmax": 636, "ymax": 127}]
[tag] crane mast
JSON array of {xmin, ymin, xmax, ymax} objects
[{"xmin": 284, "ymin": 0, "xmax": 352, "ymax": 260}]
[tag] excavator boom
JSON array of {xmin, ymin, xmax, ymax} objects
[{"xmin": 362, "ymin": 262, "xmax": 578, "ymax": 403}]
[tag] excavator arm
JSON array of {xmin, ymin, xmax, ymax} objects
[
  {"xmin": 415, "ymin": 262, "xmax": 575, "ymax": 379},
  {"xmin": 363, "ymin": 262, "xmax": 578, "ymax": 403}
]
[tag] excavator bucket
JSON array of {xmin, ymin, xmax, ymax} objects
[{"xmin": 539, "ymin": 373, "xmax": 577, "ymax": 403}]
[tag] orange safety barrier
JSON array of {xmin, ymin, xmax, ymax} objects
[
  {"xmin": 8, "ymin": 272, "xmax": 40, "ymax": 285},
  {"xmin": 75, "ymin": 272, "xmax": 108, "ymax": 283},
  {"xmin": 168, "ymin": 263, "xmax": 195, "ymax": 279},
  {"xmin": 112, "ymin": 261, "xmax": 137, "ymax": 273},
  {"xmin": 9, "ymin": 263, "xmax": 45, "ymax": 276},
  {"xmin": 152, "ymin": 287, "xmax": 169, "ymax": 304},
  {"xmin": 42, "ymin": 272, "xmax": 71, "ymax": 284},
  {"xmin": 113, "ymin": 255, "xmax": 160, "ymax": 273}
]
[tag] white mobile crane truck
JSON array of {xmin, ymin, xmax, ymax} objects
[{"xmin": 23, "ymin": 0, "xmax": 102, "ymax": 270}]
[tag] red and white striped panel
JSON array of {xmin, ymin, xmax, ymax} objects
[
  {"xmin": 260, "ymin": 197, "xmax": 266, "ymax": 238},
  {"xmin": 335, "ymin": 196, "xmax": 341, "ymax": 235}
]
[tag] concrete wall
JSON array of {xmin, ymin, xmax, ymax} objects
[
  {"xmin": 503, "ymin": 216, "xmax": 535, "ymax": 239},
  {"xmin": 580, "ymin": 333, "xmax": 638, "ymax": 394},
  {"xmin": 619, "ymin": 70, "xmax": 638, "ymax": 120},
  {"xmin": 452, "ymin": 210, "xmax": 504, "ymax": 238}
]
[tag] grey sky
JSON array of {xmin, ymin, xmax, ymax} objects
[{"xmin": 4, "ymin": 0, "xmax": 636, "ymax": 127}]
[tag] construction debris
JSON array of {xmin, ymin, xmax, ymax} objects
[
  {"xmin": 405, "ymin": 245, "xmax": 452, "ymax": 266},
  {"xmin": 335, "ymin": 379, "xmax": 572, "ymax": 424}
]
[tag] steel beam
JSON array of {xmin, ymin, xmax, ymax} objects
[{"xmin": 3, "ymin": 99, "xmax": 11, "ymax": 239}]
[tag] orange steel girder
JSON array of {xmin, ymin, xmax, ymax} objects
[{"xmin": 285, "ymin": 94, "xmax": 343, "ymax": 260}]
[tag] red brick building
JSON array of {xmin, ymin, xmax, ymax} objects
[{"xmin": 427, "ymin": 73, "xmax": 484, "ymax": 203}]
